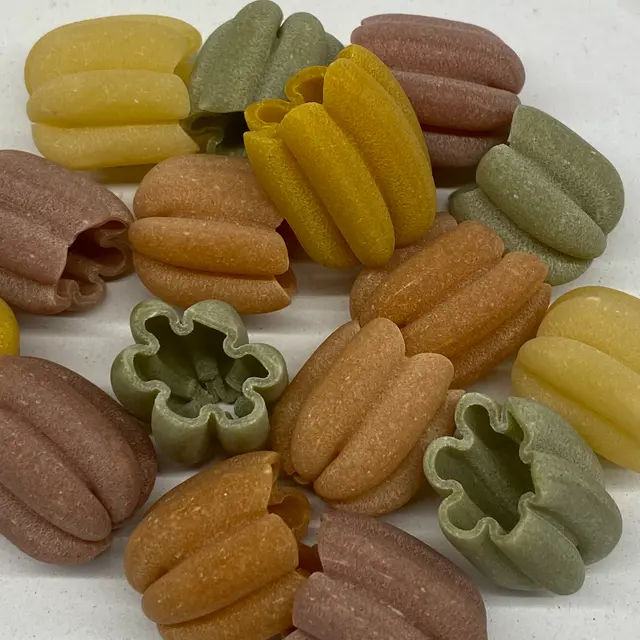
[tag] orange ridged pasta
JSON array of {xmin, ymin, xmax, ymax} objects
[
  {"xmin": 270, "ymin": 319, "xmax": 460, "ymax": 515},
  {"xmin": 125, "ymin": 452, "xmax": 311, "ymax": 640},
  {"xmin": 131, "ymin": 155, "xmax": 296, "ymax": 314},
  {"xmin": 351, "ymin": 219, "xmax": 551, "ymax": 386}
]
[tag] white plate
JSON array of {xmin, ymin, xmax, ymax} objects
[{"xmin": 2, "ymin": 0, "xmax": 640, "ymax": 638}]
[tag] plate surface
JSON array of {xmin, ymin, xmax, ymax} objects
[{"xmin": 2, "ymin": 0, "xmax": 640, "ymax": 638}]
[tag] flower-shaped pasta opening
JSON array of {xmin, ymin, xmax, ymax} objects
[
  {"xmin": 112, "ymin": 300, "xmax": 288, "ymax": 465},
  {"xmin": 425, "ymin": 393, "xmax": 622, "ymax": 594},
  {"xmin": 0, "ymin": 150, "xmax": 134, "ymax": 313},
  {"xmin": 246, "ymin": 67, "xmax": 327, "ymax": 133},
  {"xmin": 131, "ymin": 314, "xmax": 270, "ymax": 420},
  {"xmin": 431, "ymin": 400, "xmax": 535, "ymax": 536}
]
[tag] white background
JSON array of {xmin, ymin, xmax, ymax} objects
[{"xmin": 2, "ymin": 0, "xmax": 640, "ymax": 638}]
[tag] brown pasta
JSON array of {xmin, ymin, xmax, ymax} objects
[
  {"xmin": 287, "ymin": 511, "xmax": 488, "ymax": 640},
  {"xmin": 0, "ymin": 356, "xmax": 155, "ymax": 565},
  {"xmin": 352, "ymin": 14, "xmax": 525, "ymax": 168},
  {"xmin": 0, "ymin": 150, "xmax": 133, "ymax": 314}
]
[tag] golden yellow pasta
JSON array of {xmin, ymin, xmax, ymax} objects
[{"xmin": 244, "ymin": 45, "xmax": 436, "ymax": 269}]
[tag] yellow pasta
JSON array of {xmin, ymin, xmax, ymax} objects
[
  {"xmin": 0, "ymin": 299, "xmax": 19, "ymax": 355},
  {"xmin": 513, "ymin": 286, "xmax": 640, "ymax": 471},
  {"xmin": 25, "ymin": 16, "xmax": 201, "ymax": 169},
  {"xmin": 244, "ymin": 45, "xmax": 436, "ymax": 269}
]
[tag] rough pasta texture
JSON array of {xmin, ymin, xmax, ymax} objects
[
  {"xmin": 185, "ymin": 0, "xmax": 341, "ymax": 154},
  {"xmin": 286, "ymin": 512, "xmax": 487, "ymax": 640},
  {"xmin": 513, "ymin": 286, "xmax": 640, "ymax": 471},
  {"xmin": 352, "ymin": 14, "xmax": 525, "ymax": 169},
  {"xmin": 350, "ymin": 215, "xmax": 551, "ymax": 386},
  {"xmin": 424, "ymin": 393, "xmax": 622, "ymax": 594},
  {"xmin": 0, "ymin": 300, "xmax": 18, "ymax": 355},
  {"xmin": 270, "ymin": 317, "xmax": 461, "ymax": 516},
  {"xmin": 244, "ymin": 44, "xmax": 436, "ymax": 269},
  {"xmin": 0, "ymin": 356, "xmax": 156, "ymax": 565},
  {"xmin": 450, "ymin": 106, "xmax": 625, "ymax": 284},
  {"xmin": 25, "ymin": 15, "xmax": 201, "ymax": 169},
  {"xmin": 0, "ymin": 150, "xmax": 133, "ymax": 314},
  {"xmin": 111, "ymin": 299, "xmax": 288, "ymax": 466},
  {"xmin": 124, "ymin": 451, "xmax": 311, "ymax": 640},
  {"xmin": 131, "ymin": 155, "xmax": 295, "ymax": 313}
]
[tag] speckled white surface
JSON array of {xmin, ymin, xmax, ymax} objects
[{"xmin": 1, "ymin": 0, "xmax": 640, "ymax": 638}]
